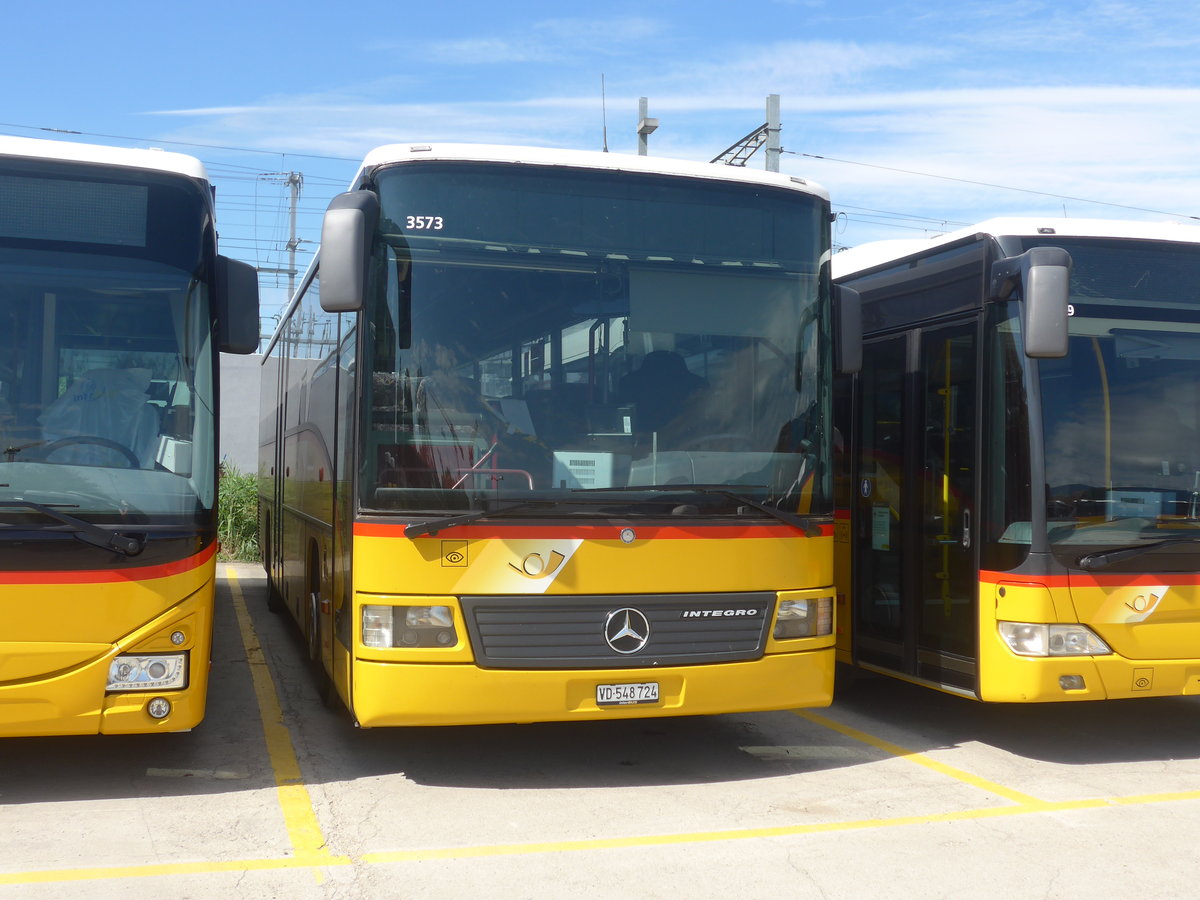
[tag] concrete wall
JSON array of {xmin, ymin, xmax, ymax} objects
[{"xmin": 219, "ymin": 353, "xmax": 262, "ymax": 475}]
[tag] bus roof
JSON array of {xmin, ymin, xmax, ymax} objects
[
  {"xmin": 834, "ymin": 217, "xmax": 1200, "ymax": 280},
  {"xmin": 0, "ymin": 134, "xmax": 210, "ymax": 182},
  {"xmin": 355, "ymin": 142, "xmax": 829, "ymax": 201}
]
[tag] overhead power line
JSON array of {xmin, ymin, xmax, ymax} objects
[
  {"xmin": 797, "ymin": 151, "xmax": 1200, "ymax": 222},
  {"xmin": 0, "ymin": 121, "xmax": 359, "ymax": 163}
]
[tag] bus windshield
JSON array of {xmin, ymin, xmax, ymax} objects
[
  {"xmin": 1033, "ymin": 237, "xmax": 1200, "ymax": 563},
  {"xmin": 0, "ymin": 167, "xmax": 215, "ymax": 526},
  {"xmin": 360, "ymin": 162, "xmax": 831, "ymax": 519}
]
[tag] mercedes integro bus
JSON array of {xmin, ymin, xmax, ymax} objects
[
  {"xmin": 833, "ymin": 217, "xmax": 1200, "ymax": 701},
  {"xmin": 259, "ymin": 142, "xmax": 861, "ymax": 726},
  {"xmin": 0, "ymin": 135, "xmax": 259, "ymax": 736}
]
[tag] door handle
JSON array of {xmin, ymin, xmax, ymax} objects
[{"xmin": 961, "ymin": 508, "xmax": 971, "ymax": 549}]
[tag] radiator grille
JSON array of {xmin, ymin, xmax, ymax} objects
[{"xmin": 459, "ymin": 592, "xmax": 773, "ymax": 669}]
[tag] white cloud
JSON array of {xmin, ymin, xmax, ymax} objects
[
  {"xmin": 383, "ymin": 16, "xmax": 669, "ymax": 66},
  {"xmin": 424, "ymin": 38, "xmax": 549, "ymax": 65},
  {"xmin": 147, "ymin": 6, "xmax": 1200, "ymax": 252},
  {"xmin": 532, "ymin": 16, "xmax": 663, "ymax": 44},
  {"xmin": 152, "ymin": 78, "xmax": 1200, "ymax": 248}
]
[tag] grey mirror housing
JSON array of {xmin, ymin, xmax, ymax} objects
[
  {"xmin": 216, "ymin": 255, "xmax": 260, "ymax": 355},
  {"xmin": 319, "ymin": 190, "xmax": 380, "ymax": 313},
  {"xmin": 834, "ymin": 284, "xmax": 862, "ymax": 374},
  {"xmin": 990, "ymin": 246, "xmax": 1071, "ymax": 358}
]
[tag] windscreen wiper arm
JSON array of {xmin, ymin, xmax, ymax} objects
[
  {"xmin": 403, "ymin": 500, "xmax": 558, "ymax": 538},
  {"xmin": 403, "ymin": 487, "xmax": 716, "ymax": 538},
  {"xmin": 0, "ymin": 500, "xmax": 143, "ymax": 555},
  {"xmin": 577, "ymin": 484, "xmax": 823, "ymax": 537},
  {"xmin": 405, "ymin": 484, "xmax": 827, "ymax": 539},
  {"xmin": 1077, "ymin": 537, "xmax": 1200, "ymax": 571}
]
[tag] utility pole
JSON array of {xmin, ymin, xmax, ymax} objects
[
  {"xmin": 285, "ymin": 172, "xmax": 303, "ymax": 298},
  {"xmin": 764, "ymin": 94, "xmax": 781, "ymax": 173},
  {"xmin": 257, "ymin": 170, "xmax": 304, "ymax": 297}
]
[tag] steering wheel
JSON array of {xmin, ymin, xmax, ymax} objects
[{"xmin": 35, "ymin": 436, "xmax": 141, "ymax": 468}]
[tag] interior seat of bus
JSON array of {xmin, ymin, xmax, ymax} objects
[{"xmin": 617, "ymin": 349, "xmax": 709, "ymax": 437}]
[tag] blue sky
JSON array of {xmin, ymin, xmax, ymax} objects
[{"xmin": 4, "ymin": 0, "xmax": 1200, "ymax": 323}]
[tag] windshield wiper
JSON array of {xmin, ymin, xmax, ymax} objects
[
  {"xmin": 572, "ymin": 484, "xmax": 822, "ymax": 536},
  {"xmin": 1077, "ymin": 537, "xmax": 1200, "ymax": 571},
  {"xmin": 403, "ymin": 484, "xmax": 826, "ymax": 539},
  {"xmin": 403, "ymin": 498, "xmax": 571, "ymax": 538},
  {"xmin": 0, "ymin": 500, "xmax": 144, "ymax": 555}
]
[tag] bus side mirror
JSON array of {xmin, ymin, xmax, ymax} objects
[
  {"xmin": 991, "ymin": 246, "xmax": 1071, "ymax": 358},
  {"xmin": 319, "ymin": 190, "xmax": 380, "ymax": 313},
  {"xmin": 834, "ymin": 284, "xmax": 862, "ymax": 374},
  {"xmin": 216, "ymin": 256, "xmax": 261, "ymax": 355}
]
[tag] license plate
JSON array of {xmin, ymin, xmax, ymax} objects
[{"xmin": 596, "ymin": 682, "xmax": 659, "ymax": 706}]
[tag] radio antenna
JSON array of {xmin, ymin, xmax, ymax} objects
[{"xmin": 601, "ymin": 74, "xmax": 609, "ymax": 152}]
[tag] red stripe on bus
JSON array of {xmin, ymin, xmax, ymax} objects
[
  {"xmin": 980, "ymin": 569, "xmax": 1200, "ymax": 589},
  {"xmin": 0, "ymin": 543, "xmax": 217, "ymax": 585},
  {"xmin": 354, "ymin": 522, "xmax": 833, "ymax": 540}
]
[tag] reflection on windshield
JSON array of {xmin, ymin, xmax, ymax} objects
[
  {"xmin": 0, "ymin": 249, "xmax": 214, "ymax": 521},
  {"xmin": 1045, "ymin": 336, "xmax": 1200, "ymax": 517},
  {"xmin": 362, "ymin": 164, "xmax": 830, "ymax": 518},
  {"xmin": 1036, "ymin": 238, "xmax": 1200, "ymax": 553}
]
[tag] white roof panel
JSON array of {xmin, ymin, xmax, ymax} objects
[
  {"xmin": 0, "ymin": 134, "xmax": 209, "ymax": 182},
  {"xmin": 834, "ymin": 217, "xmax": 1200, "ymax": 279},
  {"xmin": 355, "ymin": 142, "xmax": 829, "ymax": 201}
]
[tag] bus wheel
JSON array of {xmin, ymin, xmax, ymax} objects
[
  {"xmin": 307, "ymin": 590, "xmax": 322, "ymax": 662},
  {"xmin": 266, "ymin": 577, "xmax": 285, "ymax": 614},
  {"xmin": 307, "ymin": 586, "xmax": 337, "ymax": 708}
]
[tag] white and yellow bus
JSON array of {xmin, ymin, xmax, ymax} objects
[
  {"xmin": 834, "ymin": 217, "xmax": 1200, "ymax": 701},
  {"xmin": 259, "ymin": 143, "xmax": 859, "ymax": 726},
  {"xmin": 0, "ymin": 135, "xmax": 259, "ymax": 736}
]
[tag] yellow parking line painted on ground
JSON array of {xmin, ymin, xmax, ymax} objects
[
  {"xmin": 4, "ymin": 769, "xmax": 1200, "ymax": 883},
  {"xmin": 793, "ymin": 709, "xmax": 1047, "ymax": 807},
  {"xmin": 363, "ymin": 796, "xmax": 1116, "ymax": 865},
  {"xmin": 226, "ymin": 567, "xmax": 347, "ymax": 875},
  {"xmin": 10, "ymin": 788, "xmax": 1191, "ymax": 884},
  {"xmin": 0, "ymin": 855, "xmax": 349, "ymax": 887},
  {"xmin": 1110, "ymin": 789, "xmax": 1200, "ymax": 806}
]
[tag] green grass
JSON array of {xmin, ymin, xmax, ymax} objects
[{"xmin": 217, "ymin": 465, "xmax": 259, "ymax": 562}]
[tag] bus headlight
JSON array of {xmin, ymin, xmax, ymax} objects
[
  {"xmin": 774, "ymin": 597, "xmax": 833, "ymax": 639},
  {"xmin": 998, "ymin": 622, "xmax": 1111, "ymax": 657},
  {"xmin": 106, "ymin": 654, "xmax": 188, "ymax": 691},
  {"xmin": 362, "ymin": 604, "xmax": 457, "ymax": 648}
]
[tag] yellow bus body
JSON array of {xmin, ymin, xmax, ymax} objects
[
  {"xmin": 978, "ymin": 573, "xmax": 1200, "ymax": 702},
  {"xmin": 342, "ymin": 523, "xmax": 834, "ymax": 726},
  {"xmin": 263, "ymin": 144, "xmax": 841, "ymax": 726},
  {"xmin": 0, "ymin": 546, "xmax": 216, "ymax": 737},
  {"xmin": 834, "ymin": 544, "xmax": 1200, "ymax": 703}
]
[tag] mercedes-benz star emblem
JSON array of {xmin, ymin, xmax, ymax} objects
[{"xmin": 604, "ymin": 607, "xmax": 650, "ymax": 654}]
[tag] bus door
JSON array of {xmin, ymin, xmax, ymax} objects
[{"xmin": 853, "ymin": 321, "xmax": 979, "ymax": 690}]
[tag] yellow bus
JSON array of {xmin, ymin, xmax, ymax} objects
[
  {"xmin": 833, "ymin": 217, "xmax": 1200, "ymax": 701},
  {"xmin": 0, "ymin": 135, "xmax": 260, "ymax": 736},
  {"xmin": 258, "ymin": 143, "xmax": 860, "ymax": 726}
]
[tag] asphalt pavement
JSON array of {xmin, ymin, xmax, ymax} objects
[{"xmin": 3, "ymin": 562, "xmax": 1199, "ymax": 898}]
